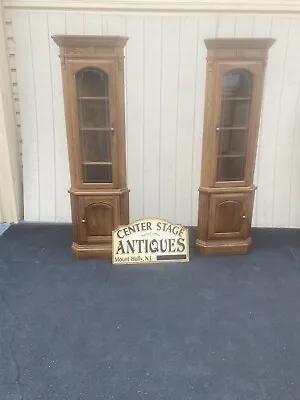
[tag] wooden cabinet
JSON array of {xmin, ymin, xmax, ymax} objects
[
  {"xmin": 53, "ymin": 35, "xmax": 129, "ymax": 258},
  {"xmin": 196, "ymin": 39, "xmax": 274, "ymax": 255}
]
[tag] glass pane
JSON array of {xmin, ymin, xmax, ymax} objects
[
  {"xmin": 219, "ymin": 129, "xmax": 247, "ymax": 156},
  {"xmin": 220, "ymin": 99, "xmax": 251, "ymax": 128},
  {"xmin": 81, "ymin": 130, "xmax": 111, "ymax": 162},
  {"xmin": 78, "ymin": 99, "xmax": 109, "ymax": 129},
  {"xmin": 222, "ymin": 69, "xmax": 252, "ymax": 98},
  {"xmin": 83, "ymin": 164, "xmax": 112, "ymax": 183},
  {"xmin": 217, "ymin": 69, "xmax": 253, "ymax": 182},
  {"xmin": 76, "ymin": 69, "xmax": 108, "ymax": 98},
  {"xmin": 76, "ymin": 67, "xmax": 112, "ymax": 184},
  {"xmin": 217, "ymin": 156, "xmax": 246, "ymax": 181}
]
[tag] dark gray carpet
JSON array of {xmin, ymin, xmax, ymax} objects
[{"xmin": 1, "ymin": 224, "xmax": 300, "ymax": 400}]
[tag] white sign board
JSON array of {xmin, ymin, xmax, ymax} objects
[{"xmin": 112, "ymin": 218, "xmax": 189, "ymax": 265}]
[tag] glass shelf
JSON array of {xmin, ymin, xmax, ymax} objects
[
  {"xmin": 217, "ymin": 154, "xmax": 245, "ymax": 158},
  {"xmin": 80, "ymin": 127, "xmax": 110, "ymax": 131},
  {"xmin": 221, "ymin": 97, "xmax": 251, "ymax": 101},
  {"xmin": 83, "ymin": 161, "xmax": 112, "ymax": 165},
  {"xmin": 78, "ymin": 97, "xmax": 109, "ymax": 100},
  {"xmin": 218, "ymin": 126, "xmax": 248, "ymax": 131}
]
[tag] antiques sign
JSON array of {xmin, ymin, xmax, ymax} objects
[{"xmin": 112, "ymin": 218, "xmax": 189, "ymax": 265}]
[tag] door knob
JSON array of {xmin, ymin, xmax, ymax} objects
[
  {"xmin": 216, "ymin": 126, "xmax": 220, "ymax": 132},
  {"xmin": 242, "ymin": 215, "xmax": 246, "ymax": 219},
  {"xmin": 110, "ymin": 127, "xmax": 114, "ymax": 133},
  {"xmin": 81, "ymin": 219, "xmax": 86, "ymax": 223}
]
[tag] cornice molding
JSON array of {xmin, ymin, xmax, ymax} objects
[
  {"xmin": 205, "ymin": 38, "xmax": 276, "ymax": 49},
  {"xmin": 52, "ymin": 35, "xmax": 128, "ymax": 48},
  {"xmin": 3, "ymin": 0, "xmax": 300, "ymax": 14}
]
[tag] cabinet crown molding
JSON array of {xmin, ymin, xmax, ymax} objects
[
  {"xmin": 204, "ymin": 38, "xmax": 276, "ymax": 50},
  {"xmin": 52, "ymin": 35, "xmax": 128, "ymax": 48}
]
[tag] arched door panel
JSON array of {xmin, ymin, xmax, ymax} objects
[
  {"xmin": 79, "ymin": 196, "xmax": 117, "ymax": 244},
  {"xmin": 208, "ymin": 193, "xmax": 249, "ymax": 239}
]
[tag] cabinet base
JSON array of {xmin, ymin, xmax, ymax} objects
[
  {"xmin": 71, "ymin": 242, "xmax": 112, "ymax": 260},
  {"xmin": 195, "ymin": 237, "xmax": 252, "ymax": 255}
]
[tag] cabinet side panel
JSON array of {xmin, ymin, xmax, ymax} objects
[
  {"xmin": 116, "ymin": 63, "xmax": 127, "ymax": 189},
  {"xmin": 70, "ymin": 193, "xmax": 80, "ymax": 244},
  {"xmin": 197, "ymin": 191, "xmax": 209, "ymax": 241},
  {"xmin": 199, "ymin": 56, "xmax": 217, "ymax": 188},
  {"xmin": 120, "ymin": 191, "xmax": 129, "ymax": 225},
  {"xmin": 101, "ymin": 14, "xmax": 127, "ymax": 189}
]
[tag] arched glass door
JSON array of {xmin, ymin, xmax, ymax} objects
[
  {"xmin": 216, "ymin": 68, "xmax": 253, "ymax": 182},
  {"xmin": 76, "ymin": 68, "xmax": 112, "ymax": 183}
]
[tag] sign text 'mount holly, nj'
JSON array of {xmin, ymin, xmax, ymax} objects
[{"xmin": 112, "ymin": 218, "xmax": 189, "ymax": 264}]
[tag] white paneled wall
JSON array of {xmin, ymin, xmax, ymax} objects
[{"xmin": 10, "ymin": 10, "xmax": 300, "ymax": 227}]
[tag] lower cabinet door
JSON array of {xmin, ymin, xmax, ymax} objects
[
  {"xmin": 79, "ymin": 196, "xmax": 117, "ymax": 244},
  {"xmin": 208, "ymin": 193, "xmax": 250, "ymax": 240}
]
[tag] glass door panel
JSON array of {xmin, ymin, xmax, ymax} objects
[
  {"xmin": 76, "ymin": 68, "xmax": 112, "ymax": 184},
  {"xmin": 220, "ymin": 99, "xmax": 251, "ymax": 128},
  {"xmin": 222, "ymin": 69, "xmax": 252, "ymax": 98},
  {"xmin": 219, "ymin": 128, "xmax": 247, "ymax": 156},
  {"xmin": 216, "ymin": 69, "xmax": 253, "ymax": 182},
  {"xmin": 81, "ymin": 130, "xmax": 111, "ymax": 162},
  {"xmin": 217, "ymin": 157, "xmax": 245, "ymax": 181},
  {"xmin": 83, "ymin": 164, "xmax": 112, "ymax": 183},
  {"xmin": 77, "ymin": 69, "xmax": 108, "ymax": 98},
  {"xmin": 78, "ymin": 99, "xmax": 109, "ymax": 129}
]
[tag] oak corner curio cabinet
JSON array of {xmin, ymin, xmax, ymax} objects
[
  {"xmin": 196, "ymin": 38, "xmax": 275, "ymax": 255},
  {"xmin": 52, "ymin": 35, "xmax": 129, "ymax": 259}
]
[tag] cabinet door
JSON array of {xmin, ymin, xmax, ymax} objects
[
  {"xmin": 67, "ymin": 61, "xmax": 118, "ymax": 188},
  {"xmin": 208, "ymin": 193, "xmax": 250, "ymax": 240},
  {"xmin": 79, "ymin": 197, "xmax": 117, "ymax": 244},
  {"xmin": 213, "ymin": 62, "xmax": 263, "ymax": 187}
]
